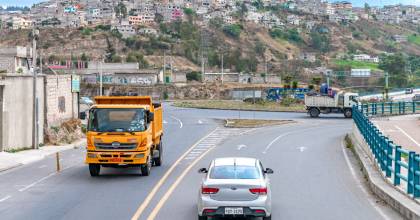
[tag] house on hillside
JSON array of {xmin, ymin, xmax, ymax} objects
[
  {"xmin": 298, "ymin": 52, "xmax": 316, "ymax": 62},
  {"xmin": 114, "ymin": 21, "xmax": 136, "ymax": 38},
  {"xmin": 287, "ymin": 15, "xmax": 300, "ymax": 25},
  {"xmin": 0, "ymin": 46, "xmax": 32, "ymax": 74},
  {"xmin": 353, "ymin": 54, "xmax": 379, "ymax": 63},
  {"xmin": 138, "ymin": 27, "xmax": 158, "ymax": 36},
  {"xmin": 393, "ymin": 35, "xmax": 407, "ymax": 43}
]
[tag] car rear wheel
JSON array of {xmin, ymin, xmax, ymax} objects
[
  {"xmin": 263, "ymin": 215, "xmax": 272, "ymax": 220},
  {"xmin": 89, "ymin": 164, "xmax": 100, "ymax": 177},
  {"xmin": 198, "ymin": 215, "xmax": 207, "ymax": 220}
]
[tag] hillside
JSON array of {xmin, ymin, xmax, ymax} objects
[{"xmin": 0, "ymin": 12, "xmax": 419, "ymax": 79}]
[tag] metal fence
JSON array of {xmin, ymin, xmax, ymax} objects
[
  {"xmin": 353, "ymin": 103, "xmax": 420, "ymax": 198},
  {"xmin": 360, "ymin": 101, "xmax": 420, "ymax": 116}
]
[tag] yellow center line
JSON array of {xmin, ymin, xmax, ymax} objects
[
  {"xmin": 130, "ymin": 128, "xmax": 219, "ymax": 220},
  {"xmin": 146, "ymin": 143, "xmax": 216, "ymax": 220}
]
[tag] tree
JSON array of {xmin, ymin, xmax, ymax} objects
[
  {"xmin": 223, "ymin": 24, "xmax": 242, "ymax": 38},
  {"xmin": 311, "ymin": 76, "xmax": 322, "ymax": 86},
  {"xmin": 115, "ymin": 2, "xmax": 127, "ymax": 23},
  {"xmin": 379, "ymin": 53, "xmax": 408, "ymax": 87},
  {"xmin": 364, "ymin": 3, "xmax": 370, "ymax": 14},
  {"xmin": 254, "ymin": 41, "xmax": 266, "ymax": 57},
  {"xmin": 310, "ymin": 30, "xmax": 330, "ymax": 53}
]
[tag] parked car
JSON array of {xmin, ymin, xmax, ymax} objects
[
  {"xmin": 80, "ymin": 97, "xmax": 94, "ymax": 105},
  {"xmin": 405, "ymin": 88, "xmax": 414, "ymax": 94},
  {"xmin": 198, "ymin": 157, "xmax": 273, "ymax": 220},
  {"xmin": 413, "ymin": 94, "xmax": 420, "ymax": 102}
]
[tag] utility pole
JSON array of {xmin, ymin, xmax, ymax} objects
[
  {"xmin": 99, "ymin": 59, "xmax": 103, "ymax": 96},
  {"xmin": 31, "ymin": 28, "xmax": 39, "ymax": 150},
  {"xmin": 221, "ymin": 52, "xmax": 224, "ymax": 84},
  {"xmin": 163, "ymin": 50, "xmax": 166, "ymax": 84},
  {"xmin": 264, "ymin": 55, "xmax": 268, "ymax": 83},
  {"xmin": 385, "ymin": 72, "xmax": 389, "ymax": 101}
]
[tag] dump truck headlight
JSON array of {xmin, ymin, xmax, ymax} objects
[
  {"xmin": 87, "ymin": 153, "xmax": 97, "ymax": 158},
  {"xmin": 135, "ymin": 154, "xmax": 144, "ymax": 158}
]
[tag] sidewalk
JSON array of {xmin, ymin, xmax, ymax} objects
[{"xmin": 0, "ymin": 139, "xmax": 86, "ymax": 172}]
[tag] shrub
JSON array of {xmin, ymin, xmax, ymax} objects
[{"xmin": 186, "ymin": 71, "xmax": 201, "ymax": 81}]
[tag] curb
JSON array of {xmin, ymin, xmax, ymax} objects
[
  {"xmin": 0, "ymin": 139, "xmax": 86, "ymax": 173},
  {"xmin": 172, "ymin": 104, "xmax": 307, "ymax": 113},
  {"xmin": 348, "ymin": 131, "xmax": 420, "ymax": 220}
]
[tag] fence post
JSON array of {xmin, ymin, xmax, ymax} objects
[
  {"xmin": 408, "ymin": 152, "xmax": 415, "ymax": 194},
  {"xmin": 402, "ymin": 102, "xmax": 406, "ymax": 114},
  {"xmin": 394, "ymin": 145, "xmax": 401, "ymax": 186},
  {"xmin": 413, "ymin": 101, "xmax": 416, "ymax": 114},
  {"xmin": 390, "ymin": 102, "xmax": 393, "ymax": 114},
  {"xmin": 385, "ymin": 139, "xmax": 392, "ymax": 178},
  {"xmin": 381, "ymin": 102, "xmax": 384, "ymax": 115},
  {"xmin": 413, "ymin": 154, "xmax": 420, "ymax": 198}
]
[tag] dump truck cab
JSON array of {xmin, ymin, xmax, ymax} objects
[{"xmin": 83, "ymin": 96, "xmax": 163, "ymax": 176}]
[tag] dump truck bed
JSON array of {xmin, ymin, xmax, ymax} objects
[{"xmin": 305, "ymin": 95, "xmax": 336, "ymax": 107}]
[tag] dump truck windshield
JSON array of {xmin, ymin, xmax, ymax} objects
[{"xmin": 88, "ymin": 108, "xmax": 146, "ymax": 132}]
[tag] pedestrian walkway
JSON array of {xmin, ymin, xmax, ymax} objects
[
  {"xmin": 372, "ymin": 114, "xmax": 420, "ymax": 153},
  {"xmin": 0, "ymin": 139, "xmax": 86, "ymax": 172}
]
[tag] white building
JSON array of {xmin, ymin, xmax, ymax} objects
[
  {"xmin": 353, "ymin": 54, "xmax": 379, "ymax": 63},
  {"xmin": 351, "ymin": 69, "xmax": 371, "ymax": 77}
]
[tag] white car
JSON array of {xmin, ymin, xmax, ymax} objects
[{"xmin": 198, "ymin": 157, "xmax": 273, "ymax": 220}]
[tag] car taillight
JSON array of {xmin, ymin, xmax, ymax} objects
[
  {"xmin": 249, "ymin": 187, "xmax": 267, "ymax": 195},
  {"xmin": 201, "ymin": 187, "xmax": 219, "ymax": 194}
]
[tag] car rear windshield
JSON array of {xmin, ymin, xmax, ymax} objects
[{"xmin": 210, "ymin": 165, "xmax": 261, "ymax": 179}]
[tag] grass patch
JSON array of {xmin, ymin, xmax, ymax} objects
[
  {"xmin": 225, "ymin": 119, "xmax": 295, "ymax": 128},
  {"xmin": 344, "ymin": 134, "xmax": 354, "ymax": 149},
  {"xmin": 174, "ymin": 100, "xmax": 306, "ymax": 112},
  {"xmin": 333, "ymin": 59, "xmax": 380, "ymax": 71},
  {"xmin": 5, "ymin": 147, "xmax": 33, "ymax": 153},
  {"xmin": 408, "ymin": 34, "xmax": 420, "ymax": 46}
]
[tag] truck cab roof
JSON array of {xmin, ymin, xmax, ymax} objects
[{"xmin": 91, "ymin": 104, "xmax": 151, "ymax": 109}]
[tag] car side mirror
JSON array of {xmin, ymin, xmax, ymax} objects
[
  {"xmin": 264, "ymin": 168, "xmax": 274, "ymax": 174},
  {"xmin": 198, "ymin": 168, "xmax": 208, "ymax": 173},
  {"xmin": 79, "ymin": 112, "xmax": 87, "ymax": 120}
]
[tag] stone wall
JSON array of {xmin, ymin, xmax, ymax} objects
[{"xmin": 45, "ymin": 75, "xmax": 78, "ymax": 127}]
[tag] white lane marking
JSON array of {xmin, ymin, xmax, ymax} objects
[
  {"xmin": 18, "ymin": 172, "xmax": 55, "ymax": 192},
  {"xmin": 163, "ymin": 120, "xmax": 168, "ymax": 124},
  {"xmin": 237, "ymin": 144, "xmax": 247, "ymax": 150},
  {"xmin": 0, "ymin": 195, "xmax": 11, "ymax": 202},
  {"xmin": 170, "ymin": 116, "xmax": 183, "ymax": 129},
  {"xmin": 395, "ymin": 125, "xmax": 420, "ymax": 147},
  {"xmin": 130, "ymin": 128, "xmax": 219, "ymax": 220},
  {"xmin": 38, "ymin": 165, "xmax": 47, "ymax": 169},
  {"xmin": 341, "ymin": 141, "xmax": 392, "ymax": 220},
  {"xmin": 263, "ymin": 131, "xmax": 293, "ymax": 154},
  {"xmin": 297, "ymin": 146, "xmax": 306, "ymax": 152},
  {"xmin": 198, "ymin": 120, "xmax": 203, "ymax": 124}
]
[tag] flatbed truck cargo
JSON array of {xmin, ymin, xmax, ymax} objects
[
  {"xmin": 305, "ymin": 91, "xmax": 359, "ymax": 118},
  {"xmin": 80, "ymin": 96, "xmax": 163, "ymax": 176}
]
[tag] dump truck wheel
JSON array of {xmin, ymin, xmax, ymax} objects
[
  {"xmin": 309, "ymin": 108, "xmax": 320, "ymax": 118},
  {"xmin": 141, "ymin": 155, "xmax": 152, "ymax": 176},
  {"xmin": 344, "ymin": 108, "xmax": 352, "ymax": 118},
  {"xmin": 89, "ymin": 164, "xmax": 100, "ymax": 177},
  {"xmin": 154, "ymin": 142, "xmax": 163, "ymax": 166}
]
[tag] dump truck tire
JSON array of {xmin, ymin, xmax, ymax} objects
[{"xmin": 89, "ymin": 164, "xmax": 100, "ymax": 177}]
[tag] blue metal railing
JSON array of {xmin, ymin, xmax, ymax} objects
[
  {"xmin": 360, "ymin": 101, "xmax": 420, "ymax": 116},
  {"xmin": 353, "ymin": 103, "xmax": 420, "ymax": 198}
]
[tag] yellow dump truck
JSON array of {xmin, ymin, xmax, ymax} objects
[{"xmin": 81, "ymin": 96, "xmax": 163, "ymax": 176}]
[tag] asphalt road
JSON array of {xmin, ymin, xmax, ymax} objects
[{"xmin": 0, "ymin": 103, "xmax": 403, "ymax": 220}]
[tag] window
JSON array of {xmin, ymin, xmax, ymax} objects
[
  {"xmin": 210, "ymin": 165, "xmax": 261, "ymax": 179},
  {"xmin": 88, "ymin": 108, "xmax": 146, "ymax": 132},
  {"xmin": 58, "ymin": 96, "xmax": 65, "ymax": 113}
]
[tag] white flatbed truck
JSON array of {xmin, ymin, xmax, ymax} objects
[{"xmin": 305, "ymin": 92, "xmax": 359, "ymax": 118}]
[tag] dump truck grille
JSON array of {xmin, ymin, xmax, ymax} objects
[{"xmin": 95, "ymin": 142, "xmax": 137, "ymax": 150}]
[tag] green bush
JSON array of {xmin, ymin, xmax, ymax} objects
[
  {"xmin": 223, "ymin": 24, "xmax": 242, "ymax": 38},
  {"xmin": 186, "ymin": 71, "xmax": 201, "ymax": 81}
]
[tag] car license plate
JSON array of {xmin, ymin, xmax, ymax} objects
[
  {"xmin": 225, "ymin": 207, "xmax": 243, "ymax": 215},
  {"xmin": 110, "ymin": 158, "xmax": 122, "ymax": 163}
]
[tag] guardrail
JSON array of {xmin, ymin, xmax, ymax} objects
[
  {"xmin": 353, "ymin": 104, "xmax": 420, "ymax": 198},
  {"xmin": 360, "ymin": 101, "xmax": 420, "ymax": 116}
]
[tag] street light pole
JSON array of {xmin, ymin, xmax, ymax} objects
[
  {"xmin": 221, "ymin": 52, "xmax": 224, "ymax": 84},
  {"xmin": 31, "ymin": 28, "xmax": 39, "ymax": 150},
  {"xmin": 99, "ymin": 57, "xmax": 103, "ymax": 96}
]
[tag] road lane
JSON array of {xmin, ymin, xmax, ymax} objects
[
  {"xmin": 152, "ymin": 119, "xmax": 403, "ymax": 220},
  {"xmin": 0, "ymin": 108, "xmax": 218, "ymax": 220}
]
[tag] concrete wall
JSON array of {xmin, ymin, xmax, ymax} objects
[
  {"xmin": 204, "ymin": 73, "xmax": 239, "ymax": 83},
  {"xmin": 0, "ymin": 75, "xmax": 45, "ymax": 151},
  {"xmin": 44, "ymin": 75, "xmax": 77, "ymax": 127}
]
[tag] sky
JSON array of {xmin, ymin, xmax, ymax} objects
[{"xmin": 0, "ymin": 0, "xmax": 419, "ymax": 7}]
